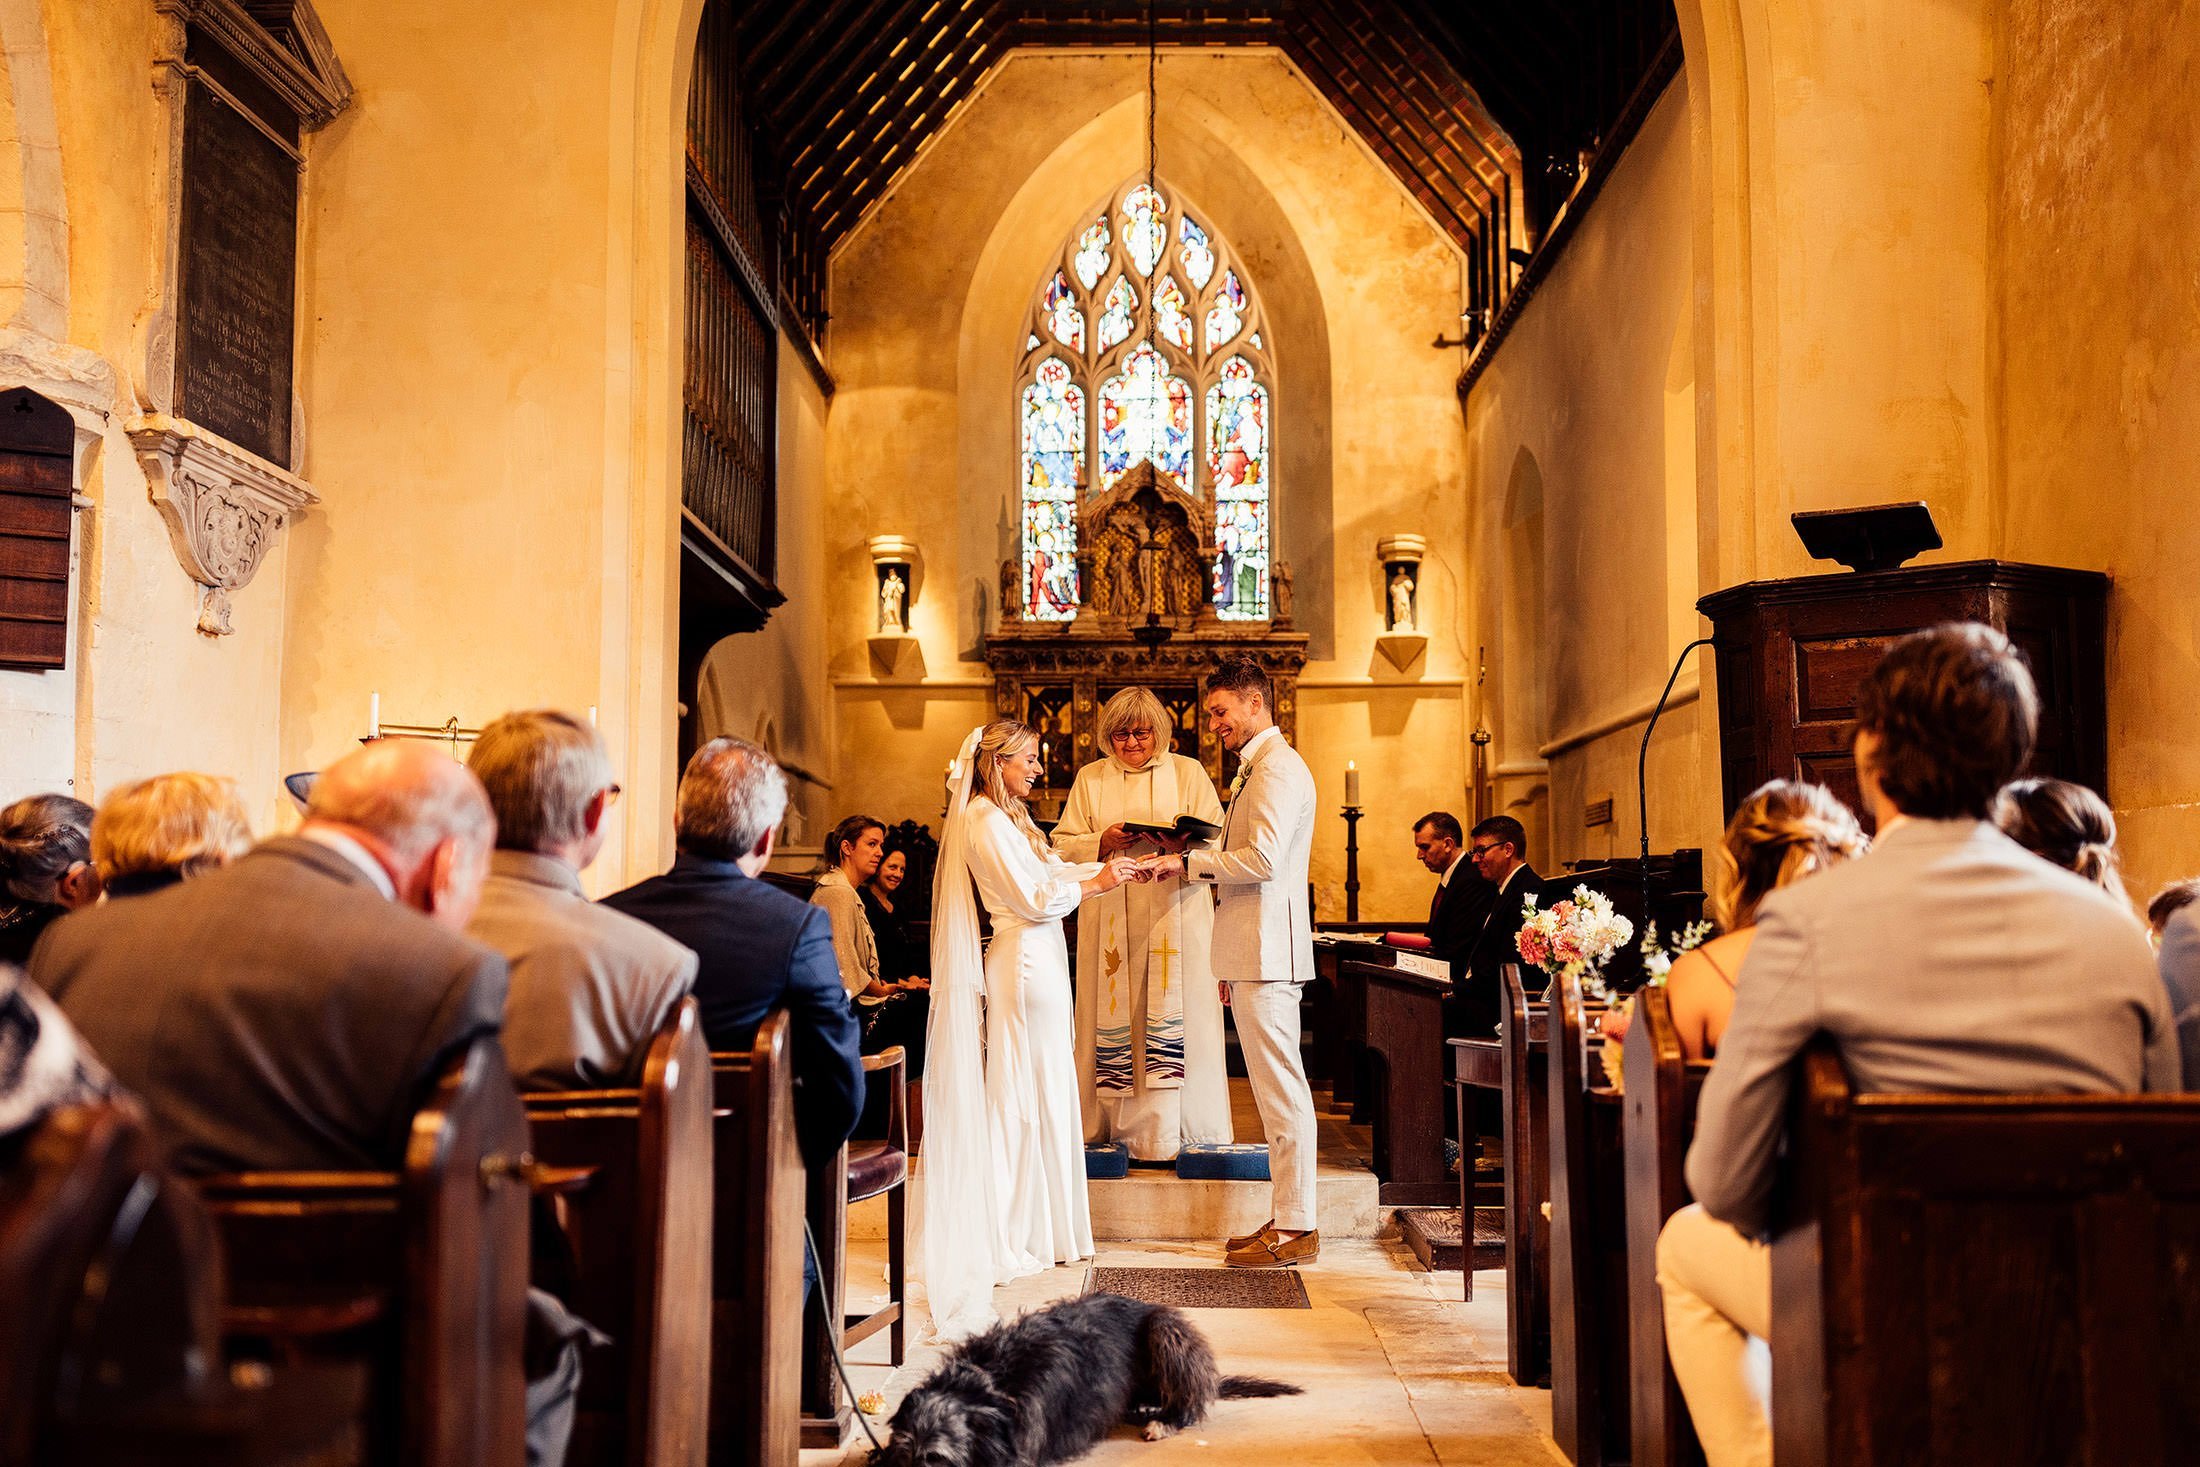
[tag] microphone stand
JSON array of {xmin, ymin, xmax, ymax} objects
[{"xmin": 1638, "ymin": 637, "xmax": 1716, "ymax": 966}]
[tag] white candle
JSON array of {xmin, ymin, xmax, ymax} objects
[
  {"xmin": 1346, "ymin": 759, "xmax": 1360, "ymax": 807},
  {"xmin": 369, "ymin": 691, "xmax": 380, "ymax": 739},
  {"xmin": 587, "ymin": 705, "xmax": 598, "ymax": 727}
]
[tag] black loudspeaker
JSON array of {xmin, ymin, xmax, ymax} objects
[{"xmin": 1790, "ymin": 501, "xmax": 1943, "ymax": 574}]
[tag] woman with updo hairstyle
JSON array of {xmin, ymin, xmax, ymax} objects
[
  {"xmin": 92, "ymin": 772, "xmax": 253, "ymax": 898},
  {"xmin": 1663, "ymin": 779, "xmax": 1869, "ymax": 1062},
  {"xmin": 1992, "ymin": 777, "xmax": 2128, "ymax": 907},
  {"xmin": 0, "ymin": 795, "xmax": 99, "ymax": 966}
]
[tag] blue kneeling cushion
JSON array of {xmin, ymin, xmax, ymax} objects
[
  {"xmin": 1176, "ymin": 1143, "xmax": 1271, "ymax": 1180},
  {"xmin": 1084, "ymin": 1142, "xmax": 1130, "ymax": 1179}
]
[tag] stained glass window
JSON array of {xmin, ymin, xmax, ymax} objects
[
  {"xmin": 1075, "ymin": 217, "xmax": 1111, "ymax": 290},
  {"xmin": 1042, "ymin": 271, "xmax": 1084, "ymax": 353},
  {"xmin": 1207, "ymin": 357, "xmax": 1269, "ymax": 619},
  {"xmin": 1155, "ymin": 275, "xmax": 1193, "ymax": 352},
  {"xmin": 1179, "ymin": 215, "xmax": 1214, "ymax": 289},
  {"xmin": 1019, "ymin": 180, "xmax": 1275, "ymax": 622},
  {"xmin": 1205, "ymin": 268, "xmax": 1246, "ymax": 352},
  {"xmin": 1096, "ymin": 277, "xmax": 1136, "ymax": 352},
  {"xmin": 1022, "ymin": 357, "xmax": 1084, "ymax": 620},
  {"xmin": 1122, "ymin": 184, "xmax": 1168, "ymax": 277},
  {"xmin": 1099, "ymin": 342, "xmax": 1192, "ymax": 488}
]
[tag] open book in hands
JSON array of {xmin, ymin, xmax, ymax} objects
[{"xmin": 1120, "ymin": 814, "xmax": 1224, "ymax": 846}]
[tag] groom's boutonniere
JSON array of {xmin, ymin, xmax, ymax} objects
[{"xmin": 1227, "ymin": 766, "xmax": 1249, "ymax": 803}]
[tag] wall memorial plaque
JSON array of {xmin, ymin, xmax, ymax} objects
[{"xmin": 175, "ymin": 73, "xmax": 298, "ymax": 468}]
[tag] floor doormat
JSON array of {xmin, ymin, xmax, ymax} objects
[{"xmin": 1084, "ymin": 1266, "xmax": 1312, "ymax": 1310}]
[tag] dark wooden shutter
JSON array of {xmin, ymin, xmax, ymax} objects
[{"xmin": 0, "ymin": 389, "xmax": 75, "ymax": 671}]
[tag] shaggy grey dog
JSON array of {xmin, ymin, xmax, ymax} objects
[{"xmin": 872, "ymin": 1292, "xmax": 1301, "ymax": 1467}]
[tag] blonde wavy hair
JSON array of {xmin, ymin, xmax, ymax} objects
[
  {"xmin": 91, "ymin": 772, "xmax": 252, "ymax": 882},
  {"xmin": 1708, "ymin": 779, "xmax": 1869, "ymax": 932},
  {"xmin": 972, "ymin": 719, "xmax": 1049, "ymax": 856},
  {"xmin": 1098, "ymin": 686, "xmax": 1173, "ymax": 755}
]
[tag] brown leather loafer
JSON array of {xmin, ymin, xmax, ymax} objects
[
  {"xmin": 1225, "ymin": 1229, "xmax": 1319, "ymax": 1268},
  {"xmin": 1226, "ymin": 1219, "xmax": 1279, "ymax": 1252}
]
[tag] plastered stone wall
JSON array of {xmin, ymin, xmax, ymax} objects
[
  {"xmin": 1464, "ymin": 82, "xmax": 1722, "ymax": 873},
  {"xmin": 823, "ymin": 49, "xmax": 1470, "ymax": 920},
  {"xmin": 0, "ymin": 0, "xmax": 291, "ymax": 825},
  {"xmin": 1995, "ymin": 0, "xmax": 2200, "ymax": 904}
]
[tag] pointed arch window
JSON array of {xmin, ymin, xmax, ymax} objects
[{"xmin": 1015, "ymin": 179, "xmax": 1277, "ymax": 622}]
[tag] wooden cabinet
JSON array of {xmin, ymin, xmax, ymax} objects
[{"xmin": 1697, "ymin": 560, "xmax": 2108, "ymax": 823}]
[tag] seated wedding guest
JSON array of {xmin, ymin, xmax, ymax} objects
[
  {"xmin": 862, "ymin": 844, "xmax": 929, "ymax": 984},
  {"xmin": 1660, "ymin": 624, "xmax": 2176, "ymax": 1467},
  {"xmin": 601, "ymin": 737, "xmax": 863, "ymax": 1172},
  {"xmin": 1457, "ymin": 814, "xmax": 1543, "ymax": 1030},
  {"xmin": 91, "ymin": 772, "xmax": 252, "ymax": 899},
  {"xmin": 33, "ymin": 743, "xmax": 592, "ymax": 1466},
  {"xmin": 465, "ymin": 710, "xmax": 698, "ymax": 1089},
  {"xmin": 0, "ymin": 964, "xmax": 111, "ymax": 1151},
  {"xmin": 1414, "ymin": 811, "xmax": 1496, "ymax": 1034},
  {"xmin": 0, "ymin": 795, "xmax": 99, "ymax": 965},
  {"xmin": 2148, "ymin": 877, "xmax": 2200, "ymax": 939},
  {"xmin": 814, "ymin": 814, "xmax": 929, "ymax": 1087},
  {"xmin": 1993, "ymin": 775, "xmax": 2130, "ymax": 906},
  {"xmin": 2157, "ymin": 909, "xmax": 2200, "ymax": 1088},
  {"xmin": 1608, "ymin": 781, "xmax": 1866, "ymax": 1063}
]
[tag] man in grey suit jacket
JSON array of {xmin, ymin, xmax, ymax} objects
[
  {"xmin": 34, "ymin": 741, "xmax": 589, "ymax": 1467},
  {"xmin": 1660, "ymin": 625, "xmax": 2177, "ymax": 1467},
  {"xmin": 464, "ymin": 710, "xmax": 698, "ymax": 1090},
  {"xmin": 1153, "ymin": 658, "xmax": 1320, "ymax": 1267},
  {"xmin": 35, "ymin": 739, "xmax": 509, "ymax": 1173}
]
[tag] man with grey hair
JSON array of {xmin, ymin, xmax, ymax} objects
[
  {"xmin": 602, "ymin": 736, "xmax": 863, "ymax": 1172},
  {"xmin": 465, "ymin": 710, "xmax": 698, "ymax": 1088}
]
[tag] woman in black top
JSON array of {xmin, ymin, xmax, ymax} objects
[{"xmin": 861, "ymin": 847, "xmax": 930, "ymax": 983}]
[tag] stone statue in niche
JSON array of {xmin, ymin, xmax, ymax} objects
[
  {"xmin": 999, "ymin": 557, "xmax": 1021, "ymax": 623},
  {"xmin": 879, "ymin": 569, "xmax": 907, "ymax": 635},
  {"xmin": 1389, "ymin": 568, "xmax": 1417, "ymax": 632},
  {"xmin": 1272, "ymin": 562, "xmax": 1295, "ymax": 627}
]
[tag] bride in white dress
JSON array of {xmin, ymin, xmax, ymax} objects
[{"xmin": 923, "ymin": 719, "xmax": 1142, "ymax": 1338}]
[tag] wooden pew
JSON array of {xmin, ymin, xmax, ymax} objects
[
  {"xmin": 1546, "ymin": 969, "xmax": 1629, "ymax": 1467},
  {"xmin": 710, "ymin": 1014, "xmax": 804, "ymax": 1467},
  {"xmin": 1772, "ymin": 1042, "xmax": 2200, "ymax": 1465},
  {"xmin": 1498, "ymin": 962, "xmax": 1552, "ymax": 1386},
  {"xmin": 2, "ymin": 1100, "xmax": 363, "ymax": 1467},
  {"xmin": 1354, "ymin": 957, "xmax": 1455, "ymax": 1205},
  {"xmin": 195, "ymin": 1036, "xmax": 533, "ymax": 1467},
  {"xmin": 1621, "ymin": 985, "xmax": 1710, "ymax": 1467},
  {"xmin": 522, "ymin": 998, "xmax": 714, "ymax": 1467}
]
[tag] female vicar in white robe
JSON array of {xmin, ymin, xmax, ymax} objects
[
  {"xmin": 922, "ymin": 719, "xmax": 1143, "ymax": 1337},
  {"xmin": 1052, "ymin": 687, "xmax": 1234, "ymax": 1160}
]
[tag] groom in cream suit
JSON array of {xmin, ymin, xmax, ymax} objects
[{"xmin": 1152, "ymin": 657, "xmax": 1320, "ymax": 1267}]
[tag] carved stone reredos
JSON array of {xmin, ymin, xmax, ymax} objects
[
  {"xmin": 127, "ymin": 414, "xmax": 318, "ymax": 636},
  {"xmin": 1075, "ymin": 460, "xmax": 1218, "ymax": 622}
]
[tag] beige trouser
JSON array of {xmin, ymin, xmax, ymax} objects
[
  {"xmin": 1229, "ymin": 979, "xmax": 1319, "ymax": 1233},
  {"xmin": 1657, "ymin": 1202, "xmax": 1773, "ymax": 1467}
]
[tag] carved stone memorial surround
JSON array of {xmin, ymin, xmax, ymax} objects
[{"xmin": 130, "ymin": 0, "xmax": 350, "ymax": 634}]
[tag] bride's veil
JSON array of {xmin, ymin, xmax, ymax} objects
[{"xmin": 919, "ymin": 725, "xmax": 1001, "ymax": 1339}]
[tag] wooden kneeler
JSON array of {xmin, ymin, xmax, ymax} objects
[
  {"xmin": 523, "ymin": 998, "xmax": 715, "ymax": 1467},
  {"xmin": 709, "ymin": 1014, "xmax": 804, "ymax": 1467},
  {"xmin": 195, "ymin": 1037, "xmax": 534, "ymax": 1467}
]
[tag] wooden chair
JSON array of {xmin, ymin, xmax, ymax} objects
[
  {"xmin": 195, "ymin": 1036, "xmax": 534, "ymax": 1467},
  {"xmin": 522, "ymin": 998, "xmax": 715, "ymax": 1467},
  {"xmin": 1546, "ymin": 968, "xmax": 1630, "ymax": 1467},
  {"xmin": 1498, "ymin": 962, "xmax": 1552, "ymax": 1386},
  {"xmin": 800, "ymin": 1044, "xmax": 908, "ymax": 1447},
  {"xmin": 709, "ymin": 1014, "xmax": 804, "ymax": 1467},
  {"xmin": 1, "ymin": 1099, "xmax": 364, "ymax": 1467},
  {"xmin": 1772, "ymin": 1040, "xmax": 2200, "ymax": 1465},
  {"xmin": 1621, "ymin": 985, "xmax": 1710, "ymax": 1467}
]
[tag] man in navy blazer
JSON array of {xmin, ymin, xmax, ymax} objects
[{"xmin": 601, "ymin": 737, "xmax": 863, "ymax": 1171}]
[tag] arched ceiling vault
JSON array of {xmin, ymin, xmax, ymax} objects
[{"xmin": 706, "ymin": 0, "xmax": 1678, "ymax": 374}]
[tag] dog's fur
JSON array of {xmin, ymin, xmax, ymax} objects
[{"xmin": 872, "ymin": 1292, "xmax": 1301, "ymax": 1467}]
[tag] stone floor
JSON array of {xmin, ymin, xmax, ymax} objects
[{"xmin": 811, "ymin": 1077, "xmax": 1565, "ymax": 1466}]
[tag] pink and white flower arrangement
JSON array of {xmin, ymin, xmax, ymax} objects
[{"xmin": 1516, "ymin": 884, "xmax": 1635, "ymax": 1000}]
